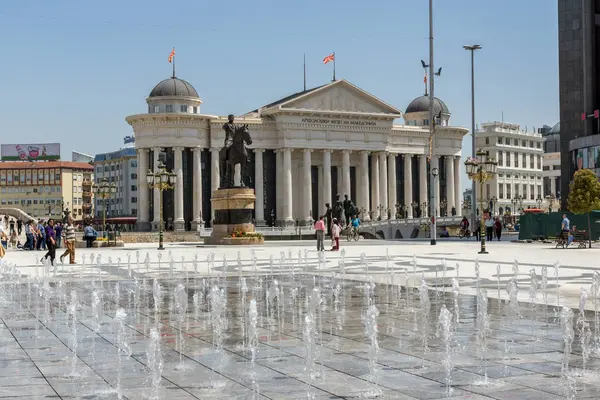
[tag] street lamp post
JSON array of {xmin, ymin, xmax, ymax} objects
[
  {"xmin": 146, "ymin": 162, "xmax": 176, "ymax": 251},
  {"xmin": 536, "ymin": 195, "xmax": 543, "ymax": 209},
  {"xmin": 465, "ymin": 150, "xmax": 497, "ymax": 254},
  {"xmin": 92, "ymin": 178, "xmax": 116, "ymax": 239},
  {"xmin": 464, "ymin": 44, "xmax": 482, "ymax": 230},
  {"xmin": 430, "ymin": 167, "xmax": 439, "ymax": 245}
]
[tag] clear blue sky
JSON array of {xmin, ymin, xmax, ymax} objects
[{"xmin": 0, "ymin": 0, "xmax": 558, "ymax": 189}]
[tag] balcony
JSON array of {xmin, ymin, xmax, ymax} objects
[
  {"xmin": 82, "ymin": 179, "xmax": 93, "ymax": 186},
  {"xmin": 82, "ymin": 191, "xmax": 93, "ymax": 197}
]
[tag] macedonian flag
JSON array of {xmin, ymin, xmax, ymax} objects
[{"xmin": 168, "ymin": 48, "xmax": 175, "ymax": 63}]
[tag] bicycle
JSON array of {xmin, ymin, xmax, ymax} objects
[
  {"xmin": 458, "ymin": 228, "xmax": 471, "ymax": 239},
  {"xmin": 347, "ymin": 226, "xmax": 360, "ymax": 242}
]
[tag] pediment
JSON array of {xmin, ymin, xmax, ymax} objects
[{"xmin": 278, "ymin": 80, "xmax": 401, "ymax": 116}]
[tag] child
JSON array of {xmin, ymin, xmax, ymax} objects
[{"xmin": 331, "ymin": 218, "xmax": 341, "ymax": 251}]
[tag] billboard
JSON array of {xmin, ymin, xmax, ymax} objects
[{"xmin": 1, "ymin": 143, "xmax": 60, "ymax": 161}]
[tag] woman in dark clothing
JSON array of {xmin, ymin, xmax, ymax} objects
[
  {"xmin": 494, "ymin": 217, "xmax": 503, "ymax": 241},
  {"xmin": 42, "ymin": 219, "xmax": 56, "ymax": 265}
]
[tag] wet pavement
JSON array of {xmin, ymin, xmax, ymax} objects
[{"xmin": 1, "ymin": 267, "xmax": 600, "ymax": 399}]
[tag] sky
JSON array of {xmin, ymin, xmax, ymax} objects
[{"xmin": 0, "ymin": 0, "xmax": 558, "ymax": 190}]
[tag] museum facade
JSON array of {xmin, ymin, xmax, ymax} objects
[{"xmin": 126, "ymin": 76, "xmax": 468, "ymax": 231}]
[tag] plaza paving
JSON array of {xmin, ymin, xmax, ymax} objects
[{"xmin": 1, "ymin": 239, "xmax": 600, "ymax": 399}]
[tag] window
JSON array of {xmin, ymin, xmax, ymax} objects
[
  {"xmin": 530, "ymin": 157, "xmax": 534, "ymax": 169},
  {"xmin": 498, "ymin": 137, "xmax": 503, "ymax": 144},
  {"xmin": 131, "ymin": 185, "xmax": 137, "ymax": 191},
  {"xmin": 530, "ymin": 140, "xmax": 534, "ymax": 148},
  {"xmin": 154, "ymin": 105, "xmax": 160, "ymax": 113},
  {"xmin": 423, "ymin": 119, "xmax": 430, "ymax": 126},
  {"xmin": 485, "ymin": 137, "xmax": 489, "ymax": 145},
  {"xmin": 530, "ymin": 184, "xmax": 534, "ymax": 200},
  {"xmin": 543, "ymin": 166, "xmax": 550, "ymax": 171},
  {"xmin": 180, "ymin": 105, "xmax": 188, "ymax": 113},
  {"xmin": 131, "ymin": 173, "xmax": 137, "ymax": 179},
  {"xmin": 522, "ymin": 153, "xmax": 526, "ymax": 168},
  {"xmin": 515, "ymin": 184, "xmax": 519, "ymax": 197},
  {"xmin": 537, "ymin": 155, "xmax": 542, "ymax": 168},
  {"xmin": 498, "ymin": 152, "xmax": 503, "ymax": 166},
  {"xmin": 166, "ymin": 105, "xmax": 173, "ymax": 112},
  {"xmin": 193, "ymin": 106, "xmax": 198, "ymax": 113},
  {"xmin": 499, "ymin": 184, "xmax": 504, "ymax": 199},
  {"xmin": 130, "ymin": 160, "xmax": 137, "ymax": 168},
  {"xmin": 514, "ymin": 139, "xmax": 519, "ymax": 146},
  {"xmin": 131, "ymin": 197, "xmax": 137, "ymax": 203},
  {"xmin": 536, "ymin": 142, "xmax": 541, "ymax": 149},
  {"xmin": 507, "ymin": 184, "xmax": 512, "ymax": 199},
  {"xmin": 523, "ymin": 184, "xmax": 527, "ymax": 199},
  {"xmin": 538, "ymin": 185, "xmax": 542, "ymax": 197},
  {"xmin": 515, "ymin": 153, "xmax": 519, "ymax": 168}
]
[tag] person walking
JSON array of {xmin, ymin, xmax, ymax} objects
[
  {"xmin": 36, "ymin": 220, "xmax": 46, "ymax": 251},
  {"xmin": 42, "ymin": 219, "xmax": 57, "ymax": 265},
  {"xmin": 54, "ymin": 222, "xmax": 62, "ymax": 248},
  {"xmin": 494, "ymin": 217, "xmax": 502, "ymax": 241},
  {"xmin": 60, "ymin": 217, "xmax": 76, "ymax": 264},
  {"xmin": 17, "ymin": 219, "xmax": 22, "ymax": 236},
  {"xmin": 24, "ymin": 220, "xmax": 33, "ymax": 250},
  {"xmin": 314, "ymin": 215, "xmax": 325, "ymax": 251},
  {"xmin": 84, "ymin": 223, "xmax": 98, "ymax": 248},
  {"xmin": 485, "ymin": 215, "xmax": 494, "ymax": 242},
  {"xmin": 325, "ymin": 203, "xmax": 332, "ymax": 237},
  {"xmin": 331, "ymin": 218, "xmax": 341, "ymax": 251}
]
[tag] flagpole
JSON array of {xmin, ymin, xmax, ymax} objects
[
  {"xmin": 333, "ymin": 52, "xmax": 336, "ymax": 81},
  {"xmin": 303, "ymin": 53, "xmax": 307, "ymax": 91},
  {"xmin": 172, "ymin": 47, "xmax": 176, "ymax": 78}
]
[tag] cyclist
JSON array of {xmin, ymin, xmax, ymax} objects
[{"xmin": 351, "ymin": 215, "xmax": 360, "ymax": 237}]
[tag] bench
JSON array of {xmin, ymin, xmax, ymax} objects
[{"xmin": 556, "ymin": 230, "xmax": 588, "ymax": 249}]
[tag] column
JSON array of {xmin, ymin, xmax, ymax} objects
[
  {"xmin": 192, "ymin": 147, "xmax": 203, "ymax": 229},
  {"xmin": 446, "ymin": 156, "xmax": 455, "ymax": 215},
  {"xmin": 254, "ymin": 149, "xmax": 265, "ymax": 225},
  {"xmin": 210, "ymin": 147, "xmax": 220, "ymax": 223},
  {"xmin": 342, "ymin": 150, "xmax": 351, "ymax": 198},
  {"xmin": 454, "ymin": 156, "xmax": 461, "ymax": 215},
  {"xmin": 303, "ymin": 149, "xmax": 312, "ymax": 224},
  {"xmin": 275, "ymin": 150, "xmax": 282, "ymax": 224},
  {"xmin": 173, "ymin": 146, "xmax": 185, "ymax": 231},
  {"xmin": 550, "ymin": 175, "xmax": 556, "ymax": 197},
  {"xmin": 432, "ymin": 155, "xmax": 440, "ymax": 217},
  {"xmin": 282, "ymin": 148, "xmax": 294, "ymax": 224},
  {"xmin": 323, "ymin": 150, "xmax": 332, "ymax": 208},
  {"xmin": 336, "ymin": 166, "xmax": 343, "ymax": 198},
  {"xmin": 137, "ymin": 148, "xmax": 149, "ymax": 228},
  {"xmin": 403, "ymin": 155, "xmax": 413, "ymax": 218},
  {"xmin": 378, "ymin": 152, "xmax": 388, "ymax": 219},
  {"xmin": 419, "ymin": 155, "xmax": 427, "ymax": 217},
  {"xmin": 360, "ymin": 151, "xmax": 370, "ymax": 220},
  {"xmin": 388, "ymin": 153, "xmax": 397, "ymax": 218},
  {"xmin": 371, "ymin": 154, "xmax": 380, "ymax": 219},
  {"xmin": 152, "ymin": 147, "xmax": 161, "ymax": 229}
]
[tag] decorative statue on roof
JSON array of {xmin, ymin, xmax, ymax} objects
[{"xmin": 220, "ymin": 114, "xmax": 253, "ymax": 188}]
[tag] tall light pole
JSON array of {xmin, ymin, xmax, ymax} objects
[
  {"xmin": 428, "ymin": 0, "xmax": 437, "ymax": 246},
  {"xmin": 146, "ymin": 162, "xmax": 176, "ymax": 251},
  {"xmin": 93, "ymin": 178, "xmax": 117, "ymax": 238},
  {"xmin": 463, "ymin": 44, "xmax": 481, "ymax": 229}
]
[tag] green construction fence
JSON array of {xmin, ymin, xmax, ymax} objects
[{"xmin": 518, "ymin": 211, "xmax": 600, "ymax": 240}]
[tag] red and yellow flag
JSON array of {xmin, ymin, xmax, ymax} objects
[
  {"xmin": 323, "ymin": 53, "xmax": 335, "ymax": 64},
  {"xmin": 424, "ymin": 73, "xmax": 427, "ymax": 84},
  {"xmin": 168, "ymin": 48, "xmax": 175, "ymax": 63}
]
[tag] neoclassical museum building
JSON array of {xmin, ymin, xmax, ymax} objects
[{"xmin": 126, "ymin": 74, "xmax": 468, "ymax": 231}]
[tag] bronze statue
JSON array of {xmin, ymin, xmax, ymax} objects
[{"xmin": 220, "ymin": 114, "xmax": 252, "ymax": 188}]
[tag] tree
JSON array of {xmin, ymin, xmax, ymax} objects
[{"xmin": 567, "ymin": 169, "xmax": 600, "ymax": 248}]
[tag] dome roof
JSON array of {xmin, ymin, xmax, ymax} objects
[
  {"xmin": 405, "ymin": 96, "xmax": 449, "ymax": 115},
  {"xmin": 149, "ymin": 77, "xmax": 199, "ymax": 98},
  {"xmin": 550, "ymin": 122, "xmax": 560, "ymax": 134}
]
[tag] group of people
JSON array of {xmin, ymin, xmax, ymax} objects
[
  {"xmin": 460, "ymin": 215, "xmax": 504, "ymax": 241},
  {"xmin": 314, "ymin": 194, "xmax": 361, "ymax": 251},
  {"xmin": 0, "ymin": 215, "xmax": 78, "ymax": 266}
]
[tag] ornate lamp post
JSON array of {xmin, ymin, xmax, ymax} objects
[
  {"xmin": 92, "ymin": 178, "xmax": 116, "ymax": 239},
  {"xmin": 430, "ymin": 167, "xmax": 439, "ymax": 245},
  {"xmin": 465, "ymin": 149, "xmax": 497, "ymax": 254},
  {"xmin": 546, "ymin": 194, "xmax": 556, "ymax": 213},
  {"xmin": 146, "ymin": 162, "xmax": 176, "ymax": 251},
  {"xmin": 536, "ymin": 194, "xmax": 543, "ymax": 209}
]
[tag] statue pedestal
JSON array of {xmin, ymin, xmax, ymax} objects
[{"xmin": 205, "ymin": 188, "xmax": 264, "ymax": 245}]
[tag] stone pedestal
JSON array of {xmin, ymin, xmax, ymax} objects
[{"xmin": 205, "ymin": 188, "xmax": 264, "ymax": 245}]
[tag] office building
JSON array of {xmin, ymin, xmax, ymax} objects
[{"xmin": 92, "ymin": 147, "xmax": 138, "ymax": 218}]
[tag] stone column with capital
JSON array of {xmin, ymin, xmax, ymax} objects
[
  {"xmin": 210, "ymin": 148, "xmax": 220, "ymax": 224},
  {"xmin": 137, "ymin": 148, "xmax": 150, "ymax": 230},
  {"xmin": 419, "ymin": 155, "xmax": 428, "ymax": 217},
  {"xmin": 454, "ymin": 156, "xmax": 461, "ymax": 215},
  {"xmin": 378, "ymin": 152, "xmax": 388, "ymax": 219},
  {"xmin": 342, "ymin": 150, "xmax": 351, "ymax": 199},
  {"xmin": 446, "ymin": 155, "xmax": 455, "ymax": 216},
  {"xmin": 173, "ymin": 146, "xmax": 185, "ymax": 231},
  {"xmin": 275, "ymin": 150, "xmax": 282, "ymax": 225},
  {"xmin": 371, "ymin": 154, "xmax": 380, "ymax": 219},
  {"xmin": 192, "ymin": 147, "xmax": 203, "ymax": 230},
  {"xmin": 403, "ymin": 155, "xmax": 413, "ymax": 218},
  {"xmin": 281, "ymin": 148, "xmax": 294, "ymax": 225},
  {"xmin": 302, "ymin": 149, "xmax": 313, "ymax": 225},
  {"xmin": 388, "ymin": 153, "xmax": 397, "ymax": 218},
  {"xmin": 323, "ymin": 150, "xmax": 332, "ymax": 210},
  {"xmin": 152, "ymin": 147, "xmax": 161, "ymax": 230},
  {"xmin": 360, "ymin": 151, "xmax": 370, "ymax": 220},
  {"xmin": 254, "ymin": 149, "xmax": 265, "ymax": 226}
]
